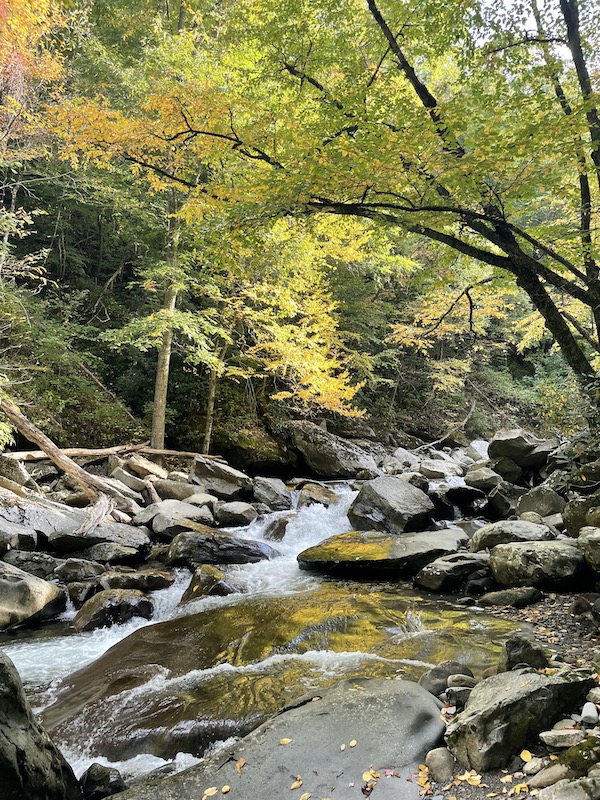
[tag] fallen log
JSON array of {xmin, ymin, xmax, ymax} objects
[{"xmin": 3, "ymin": 444, "xmax": 226, "ymax": 463}]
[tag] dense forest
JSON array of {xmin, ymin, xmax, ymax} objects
[{"xmin": 2, "ymin": 0, "xmax": 600, "ymax": 465}]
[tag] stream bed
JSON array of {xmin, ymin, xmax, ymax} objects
[{"xmin": 0, "ymin": 486, "xmax": 519, "ymax": 781}]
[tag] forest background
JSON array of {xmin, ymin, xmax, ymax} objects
[{"xmin": 2, "ymin": 0, "xmax": 599, "ymax": 473}]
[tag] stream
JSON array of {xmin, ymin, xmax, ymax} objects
[{"xmin": 0, "ymin": 485, "xmax": 519, "ymax": 782}]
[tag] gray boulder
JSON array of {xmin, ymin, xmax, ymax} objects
[
  {"xmin": 488, "ymin": 429, "xmax": 557, "ymax": 469},
  {"xmin": 490, "ymin": 457, "xmax": 523, "ymax": 483},
  {"xmin": 392, "ymin": 446, "xmax": 420, "ymax": 467},
  {"xmin": 563, "ymin": 494, "xmax": 600, "ymax": 537},
  {"xmin": 483, "ymin": 481, "xmax": 527, "ymax": 520},
  {"xmin": 517, "ymin": 486, "xmax": 566, "ymax": 517},
  {"xmin": 152, "ymin": 479, "xmax": 199, "ymax": 501},
  {"xmin": 419, "ymin": 457, "xmax": 464, "ymax": 479},
  {"xmin": 0, "ymin": 517, "xmax": 37, "ymax": 555},
  {"xmin": 134, "ymin": 498, "xmax": 212, "ymax": 527},
  {"xmin": 0, "ymin": 562, "xmax": 65, "ymax": 630},
  {"xmin": 214, "ymin": 501, "xmax": 258, "ymax": 527},
  {"xmin": 445, "ymin": 668, "xmax": 595, "ymax": 771},
  {"xmin": 480, "ymin": 587, "xmax": 543, "ymax": 608},
  {"xmin": 469, "ymin": 520, "xmax": 555, "ymax": 552},
  {"xmin": 152, "ymin": 506, "xmax": 214, "ymax": 538},
  {"xmin": 53, "ymin": 558, "xmax": 105, "ymax": 582},
  {"xmin": 0, "ymin": 652, "xmax": 81, "ymax": 800},
  {"xmin": 414, "ymin": 553, "xmax": 489, "ymax": 592},
  {"xmin": 192, "ymin": 456, "xmax": 252, "ymax": 499},
  {"xmin": 538, "ymin": 770, "xmax": 600, "ymax": 800},
  {"xmin": 179, "ymin": 565, "xmax": 238, "ymax": 603},
  {"xmin": 577, "ymin": 527, "xmax": 600, "ymax": 574},
  {"xmin": 489, "ymin": 540, "xmax": 588, "ymax": 589},
  {"xmin": 297, "ymin": 482, "xmax": 338, "ymax": 508},
  {"xmin": 73, "ymin": 542, "xmax": 142, "ymax": 564},
  {"xmin": 348, "ymin": 476, "xmax": 434, "ymax": 534},
  {"xmin": 467, "ymin": 439, "xmax": 489, "ymax": 460},
  {"xmin": 124, "ymin": 454, "xmax": 168, "ymax": 479},
  {"xmin": 110, "ymin": 467, "xmax": 147, "ymax": 492},
  {"xmin": 80, "ymin": 762, "xmax": 126, "ymax": 800},
  {"xmin": 289, "ymin": 420, "xmax": 377, "ymax": 477},
  {"xmin": 419, "ymin": 661, "xmax": 474, "ymax": 697},
  {"xmin": 47, "ymin": 522, "xmax": 151, "ymax": 556},
  {"xmin": 465, "ymin": 466, "xmax": 502, "ymax": 491},
  {"xmin": 72, "ymin": 588, "xmax": 153, "ymax": 632},
  {"xmin": 105, "ymin": 678, "xmax": 445, "ymax": 800},
  {"xmin": 498, "ymin": 632, "xmax": 549, "ymax": 671},
  {"xmin": 252, "ymin": 477, "xmax": 292, "ymax": 510},
  {"xmin": 298, "ymin": 528, "xmax": 467, "ymax": 578},
  {"xmin": 167, "ymin": 530, "xmax": 277, "ymax": 567},
  {"xmin": 97, "ymin": 569, "xmax": 175, "ymax": 592},
  {"xmin": 3, "ymin": 550, "xmax": 65, "ymax": 579}
]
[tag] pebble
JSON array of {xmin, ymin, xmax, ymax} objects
[
  {"xmin": 425, "ymin": 747, "xmax": 455, "ymax": 783},
  {"xmin": 587, "ymin": 688, "xmax": 600, "ymax": 704},
  {"xmin": 582, "ymin": 702, "xmax": 599, "ymax": 725},
  {"xmin": 540, "ymin": 730, "xmax": 587, "ymax": 748},
  {"xmin": 524, "ymin": 757, "xmax": 550, "ymax": 776}
]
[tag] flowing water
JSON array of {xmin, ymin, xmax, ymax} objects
[{"xmin": 0, "ymin": 485, "xmax": 519, "ymax": 781}]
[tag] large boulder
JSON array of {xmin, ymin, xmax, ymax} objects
[
  {"xmin": 47, "ymin": 523, "xmax": 151, "ymax": 556},
  {"xmin": 296, "ymin": 482, "xmax": 338, "ymax": 508},
  {"xmin": 577, "ymin": 526, "xmax": 600, "ymax": 574},
  {"xmin": 464, "ymin": 466, "xmax": 503, "ymax": 491},
  {"xmin": 348, "ymin": 476, "xmax": 434, "ymax": 534},
  {"xmin": 0, "ymin": 652, "xmax": 82, "ymax": 800},
  {"xmin": 3, "ymin": 550, "xmax": 65, "ymax": 579},
  {"xmin": 489, "ymin": 540, "xmax": 588, "ymax": 589},
  {"xmin": 517, "ymin": 486, "xmax": 566, "ymax": 517},
  {"xmin": 252, "ymin": 477, "xmax": 292, "ymax": 510},
  {"xmin": 214, "ymin": 501, "xmax": 258, "ymax": 527},
  {"xmin": 445, "ymin": 668, "xmax": 595, "ymax": 771},
  {"xmin": 192, "ymin": 456, "xmax": 253, "ymax": 499},
  {"xmin": 110, "ymin": 678, "xmax": 445, "ymax": 800},
  {"xmin": 72, "ymin": 588, "xmax": 153, "ymax": 632},
  {"xmin": 0, "ymin": 517, "xmax": 38, "ymax": 555},
  {"xmin": 469, "ymin": 520, "xmax": 555, "ymax": 552},
  {"xmin": 297, "ymin": 528, "xmax": 468, "ymax": 578},
  {"xmin": 152, "ymin": 479, "xmax": 199, "ymax": 501},
  {"xmin": 488, "ymin": 429, "xmax": 557, "ymax": 469},
  {"xmin": 563, "ymin": 494, "xmax": 600, "ymax": 537},
  {"xmin": 0, "ymin": 562, "xmax": 66, "ymax": 630},
  {"xmin": 97, "ymin": 568, "xmax": 175, "ymax": 592},
  {"xmin": 289, "ymin": 420, "xmax": 377, "ymax": 477},
  {"xmin": 167, "ymin": 529, "xmax": 277, "ymax": 567},
  {"xmin": 419, "ymin": 458, "xmax": 463, "ymax": 479}
]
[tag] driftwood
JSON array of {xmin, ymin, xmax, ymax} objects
[
  {"xmin": 0, "ymin": 395, "xmax": 138, "ymax": 513},
  {"xmin": 3, "ymin": 444, "xmax": 226, "ymax": 463},
  {"xmin": 73, "ymin": 494, "xmax": 116, "ymax": 535}
]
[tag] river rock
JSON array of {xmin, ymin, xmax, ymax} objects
[
  {"xmin": 151, "ymin": 507, "xmax": 214, "ymax": 538},
  {"xmin": 419, "ymin": 661, "xmax": 474, "ymax": 697},
  {"xmin": 124, "ymin": 454, "xmax": 169, "ymax": 480},
  {"xmin": 0, "ymin": 561, "xmax": 66, "ymax": 629},
  {"xmin": 179, "ymin": 565, "xmax": 237, "ymax": 603},
  {"xmin": 488, "ymin": 429, "xmax": 557, "ymax": 469},
  {"xmin": 252, "ymin": 476, "xmax": 292, "ymax": 510},
  {"xmin": 517, "ymin": 486, "xmax": 566, "ymax": 517},
  {"xmin": 467, "ymin": 439, "xmax": 489, "ymax": 460},
  {"xmin": 489, "ymin": 540, "xmax": 588, "ymax": 589},
  {"xmin": 262, "ymin": 513, "xmax": 294, "ymax": 541},
  {"xmin": 72, "ymin": 588, "xmax": 153, "ymax": 632},
  {"xmin": 425, "ymin": 746, "xmax": 456, "ymax": 783},
  {"xmin": 0, "ymin": 651, "xmax": 82, "ymax": 800},
  {"xmin": 0, "ymin": 517, "xmax": 38, "ymax": 554},
  {"xmin": 483, "ymin": 481, "xmax": 527, "ymax": 520},
  {"xmin": 392, "ymin": 446, "xmax": 420, "ymax": 467},
  {"xmin": 445, "ymin": 668, "xmax": 595, "ymax": 771},
  {"xmin": 73, "ymin": 542, "xmax": 142, "ymax": 564},
  {"xmin": 498, "ymin": 632, "xmax": 549, "ymax": 671},
  {"xmin": 538, "ymin": 769, "xmax": 600, "ymax": 800},
  {"xmin": 298, "ymin": 528, "xmax": 467, "ymax": 578},
  {"xmin": 296, "ymin": 482, "xmax": 338, "ymax": 508},
  {"xmin": 480, "ymin": 586, "xmax": 542, "ymax": 607},
  {"xmin": 577, "ymin": 527, "xmax": 600, "ymax": 574},
  {"xmin": 192, "ymin": 456, "xmax": 253, "ymax": 499},
  {"xmin": 540, "ymin": 730, "xmax": 587, "ymax": 748},
  {"xmin": 469, "ymin": 520, "xmax": 555, "ymax": 552},
  {"xmin": 419, "ymin": 457, "xmax": 464, "ymax": 479},
  {"xmin": 110, "ymin": 678, "xmax": 445, "ymax": 800},
  {"xmin": 184, "ymin": 492, "xmax": 218, "ymax": 511},
  {"xmin": 53, "ymin": 557, "xmax": 105, "ymax": 582},
  {"xmin": 490, "ymin": 456, "xmax": 523, "ymax": 483},
  {"xmin": 413, "ymin": 552, "xmax": 490, "ymax": 592},
  {"xmin": 167, "ymin": 529, "xmax": 277, "ymax": 566},
  {"xmin": 289, "ymin": 419, "xmax": 378, "ymax": 477},
  {"xmin": 528, "ymin": 763, "xmax": 575, "ymax": 789},
  {"xmin": 214, "ymin": 501, "xmax": 258, "ymax": 526},
  {"xmin": 110, "ymin": 467, "xmax": 147, "ymax": 492},
  {"xmin": 464, "ymin": 466, "xmax": 502, "ymax": 491},
  {"xmin": 80, "ymin": 762, "xmax": 126, "ymax": 800},
  {"xmin": 97, "ymin": 568, "xmax": 175, "ymax": 592},
  {"xmin": 152, "ymin": 479, "xmax": 199, "ymax": 501},
  {"xmin": 47, "ymin": 522, "xmax": 151, "ymax": 556},
  {"xmin": 3, "ymin": 549, "xmax": 65, "ymax": 578},
  {"xmin": 348, "ymin": 476, "xmax": 434, "ymax": 534}
]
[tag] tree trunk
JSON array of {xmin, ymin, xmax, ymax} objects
[
  {"xmin": 202, "ymin": 367, "xmax": 218, "ymax": 454},
  {"xmin": 0, "ymin": 395, "xmax": 137, "ymax": 512}
]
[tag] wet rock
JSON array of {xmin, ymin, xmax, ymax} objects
[
  {"xmin": 418, "ymin": 660, "xmax": 474, "ymax": 697},
  {"xmin": 152, "ymin": 479, "xmax": 199, "ymax": 501},
  {"xmin": 167, "ymin": 529, "xmax": 277, "ymax": 567},
  {"xmin": 298, "ymin": 528, "xmax": 467, "ymax": 578},
  {"xmin": 348, "ymin": 476, "xmax": 434, "ymax": 534},
  {"xmin": 214, "ymin": 501, "xmax": 258, "ymax": 527},
  {"xmin": 445, "ymin": 668, "xmax": 595, "ymax": 771},
  {"xmin": 3, "ymin": 549, "xmax": 65, "ymax": 578},
  {"xmin": 296, "ymin": 482, "xmax": 338, "ymax": 508},
  {"xmin": 97, "ymin": 568, "xmax": 175, "ymax": 592},
  {"xmin": 517, "ymin": 486, "xmax": 566, "ymax": 517},
  {"xmin": 488, "ymin": 429, "xmax": 557, "ymax": 469},
  {"xmin": 252, "ymin": 477, "xmax": 292, "ymax": 510},
  {"xmin": 426, "ymin": 747, "xmax": 456, "ymax": 783},
  {"xmin": 414, "ymin": 552, "xmax": 489, "ymax": 592},
  {"xmin": 469, "ymin": 520, "xmax": 555, "ymax": 552},
  {"xmin": 0, "ymin": 561, "xmax": 66, "ymax": 629},
  {"xmin": 192, "ymin": 456, "xmax": 253, "ymax": 499},
  {"xmin": 479, "ymin": 586, "xmax": 543, "ymax": 608},
  {"xmin": 490, "ymin": 540, "xmax": 588, "ymax": 589},
  {"xmin": 262, "ymin": 513, "xmax": 294, "ymax": 541},
  {"xmin": 179, "ymin": 565, "xmax": 238, "ymax": 603},
  {"xmin": 73, "ymin": 588, "xmax": 153, "ymax": 632},
  {"xmin": 289, "ymin": 420, "xmax": 378, "ymax": 478},
  {"xmin": 498, "ymin": 632, "xmax": 550, "ymax": 672},
  {"xmin": 80, "ymin": 762, "xmax": 126, "ymax": 799},
  {"xmin": 109, "ymin": 678, "xmax": 445, "ymax": 800},
  {"xmin": 0, "ymin": 651, "xmax": 81, "ymax": 800}
]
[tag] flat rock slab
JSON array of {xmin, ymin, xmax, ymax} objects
[
  {"xmin": 112, "ymin": 678, "xmax": 445, "ymax": 800},
  {"xmin": 298, "ymin": 528, "xmax": 468, "ymax": 578}
]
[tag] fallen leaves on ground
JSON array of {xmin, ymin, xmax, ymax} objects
[
  {"xmin": 202, "ymin": 789, "xmax": 218, "ymax": 800},
  {"xmin": 280, "ymin": 738, "xmax": 293, "ymax": 745},
  {"xmin": 235, "ymin": 757, "xmax": 246, "ymax": 774},
  {"xmin": 290, "ymin": 775, "xmax": 303, "ymax": 790}
]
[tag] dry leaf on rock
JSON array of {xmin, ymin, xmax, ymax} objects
[
  {"xmin": 235, "ymin": 757, "xmax": 246, "ymax": 774},
  {"xmin": 280, "ymin": 738, "xmax": 293, "ymax": 745},
  {"xmin": 291, "ymin": 775, "xmax": 303, "ymax": 790}
]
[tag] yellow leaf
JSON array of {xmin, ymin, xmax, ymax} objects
[
  {"xmin": 349, "ymin": 739, "xmax": 357, "ymax": 747},
  {"xmin": 340, "ymin": 743, "xmax": 346, "ymax": 751},
  {"xmin": 280, "ymin": 738, "xmax": 293, "ymax": 745},
  {"xmin": 235, "ymin": 757, "xmax": 246, "ymax": 774},
  {"xmin": 520, "ymin": 750, "xmax": 533, "ymax": 762},
  {"xmin": 299, "ymin": 794, "xmax": 311, "ymax": 800},
  {"xmin": 221, "ymin": 789, "xmax": 230, "ymax": 795},
  {"xmin": 203, "ymin": 790, "xmax": 218, "ymax": 798},
  {"xmin": 291, "ymin": 776, "xmax": 303, "ymax": 790},
  {"xmin": 467, "ymin": 775, "xmax": 482, "ymax": 786},
  {"xmin": 514, "ymin": 783, "xmax": 529, "ymax": 794},
  {"xmin": 500, "ymin": 775, "xmax": 513, "ymax": 783}
]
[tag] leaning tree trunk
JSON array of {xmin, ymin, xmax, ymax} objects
[{"xmin": 0, "ymin": 395, "xmax": 137, "ymax": 513}]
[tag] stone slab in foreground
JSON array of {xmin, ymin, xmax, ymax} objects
[{"xmin": 113, "ymin": 678, "xmax": 444, "ymax": 800}]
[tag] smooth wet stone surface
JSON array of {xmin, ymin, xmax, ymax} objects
[
  {"xmin": 298, "ymin": 528, "xmax": 467, "ymax": 578},
  {"xmin": 111, "ymin": 678, "xmax": 445, "ymax": 800},
  {"xmin": 42, "ymin": 584, "xmax": 520, "ymax": 761}
]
